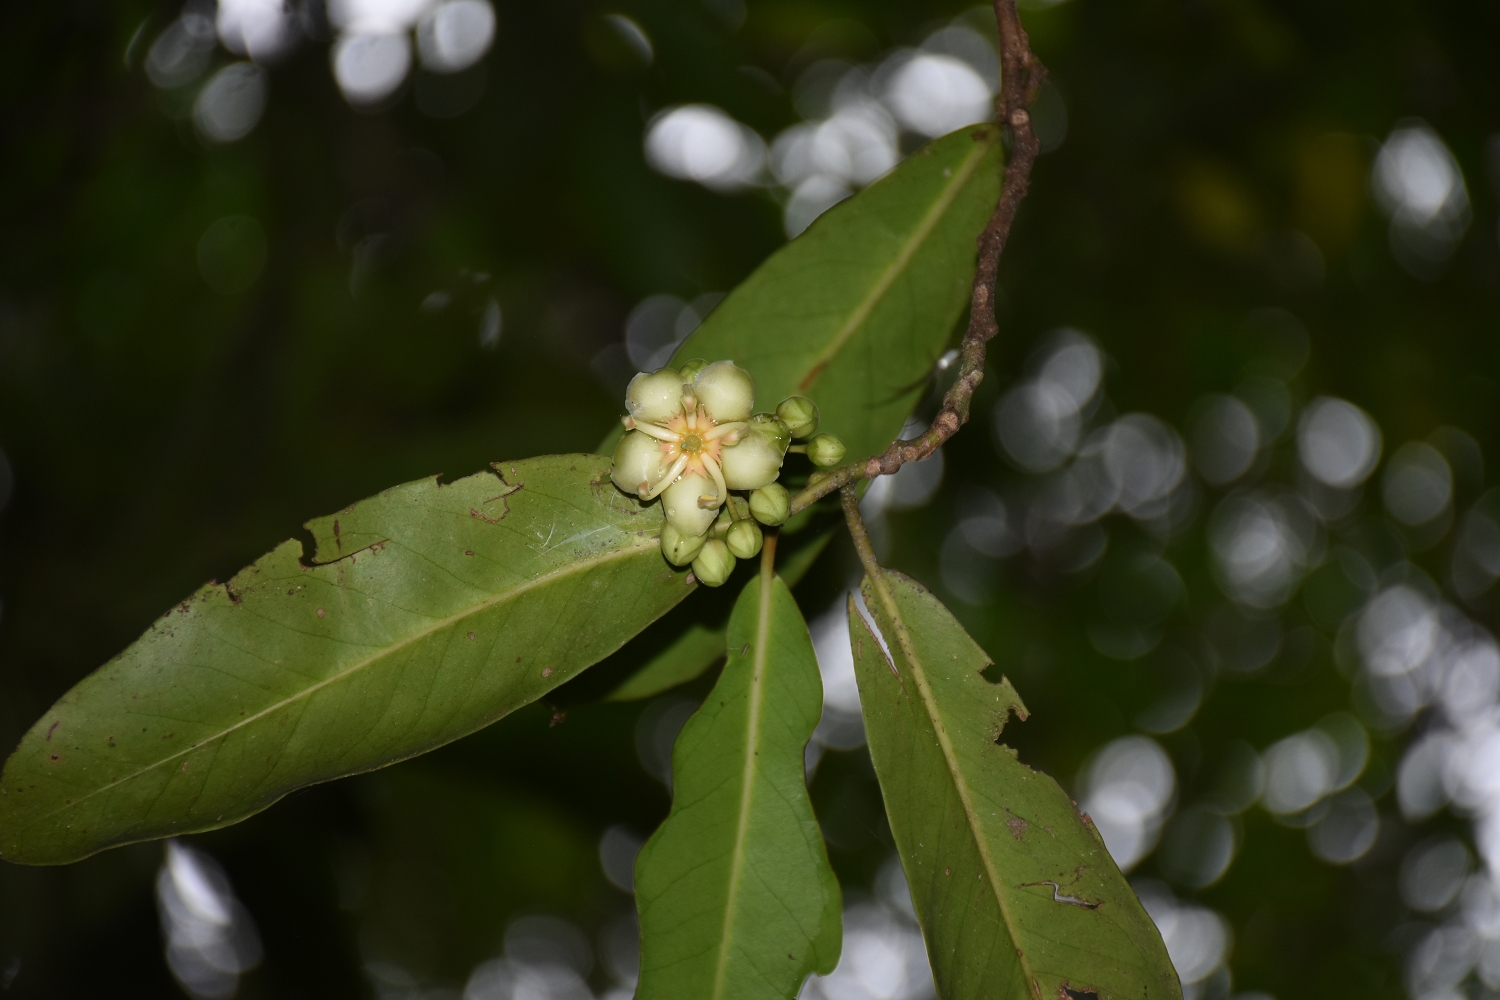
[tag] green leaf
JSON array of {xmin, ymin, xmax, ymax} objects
[
  {"xmin": 847, "ymin": 570, "xmax": 1181, "ymax": 1000},
  {"xmin": 634, "ymin": 571, "xmax": 842, "ymax": 999},
  {"xmin": 0, "ymin": 455, "xmax": 691, "ymax": 865},
  {"xmin": 674, "ymin": 124, "xmax": 1001, "ymax": 460},
  {"xmin": 604, "ymin": 527, "xmax": 834, "ymax": 702}
]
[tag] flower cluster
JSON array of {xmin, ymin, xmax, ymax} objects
[{"xmin": 611, "ymin": 359, "xmax": 845, "ymax": 586}]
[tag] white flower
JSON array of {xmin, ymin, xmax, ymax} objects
[{"xmin": 611, "ymin": 360, "xmax": 787, "ymax": 540}]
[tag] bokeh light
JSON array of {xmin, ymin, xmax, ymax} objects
[
  {"xmin": 156, "ymin": 841, "xmax": 262, "ymax": 1000},
  {"xmin": 644, "ymin": 105, "xmax": 767, "ymax": 193}
]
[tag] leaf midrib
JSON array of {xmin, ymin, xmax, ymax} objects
[
  {"xmin": 710, "ymin": 567, "xmax": 775, "ymax": 999},
  {"xmin": 797, "ymin": 135, "xmax": 994, "ymax": 393},
  {"xmin": 871, "ymin": 572, "xmax": 1037, "ymax": 990},
  {"xmin": 35, "ymin": 532, "xmax": 661, "ymax": 826}
]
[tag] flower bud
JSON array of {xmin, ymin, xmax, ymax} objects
[
  {"xmin": 725, "ymin": 519, "xmax": 763, "ymax": 560},
  {"xmin": 806, "ymin": 433, "xmax": 847, "ymax": 468},
  {"xmin": 661, "ymin": 522, "xmax": 707, "ymax": 566},
  {"xmin": 691, "ymin": 538, "xmax": 736, "ymax": 587},
  {"xmin": 711, "ymin": 508, "xmax": 733, "ymax": 539},
  {"xmin": 749, "ymin": 482, "xmax": 790, "ymax": 526},
  {"xmin": 663, "ymin": 473, "xmax": 720, "ymax": 536},
  {"xmin": 693, "ymin": 360, "xmax": 754, "ymax": 423},
  {"xmin": 626, "ymin": 368, "xmax": 687, "ymax": 425},
  {"xmin": 676, "ymin": 358, "xmax": 709, "ymax": 381},
  {"xmin": 776, "ymin": 396, "xmax": 819, "ymax": 439},
  {"xmin": 611, "ymin": 430, "xmax": 670, "ymax": 497}
]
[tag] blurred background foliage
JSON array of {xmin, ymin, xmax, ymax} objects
[{"xmin": 2, "ymin": 0, "xmax": 1499, "ymax": 997}]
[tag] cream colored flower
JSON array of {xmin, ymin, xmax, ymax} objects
[{"xmin": 611, "ymin": 361, "xmax": 787, "ymax": 537}]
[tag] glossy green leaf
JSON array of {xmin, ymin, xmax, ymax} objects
[
  {"xmin": 0, "ymin": 455, "xmax": 690, "ymax": 865},
  {"xmin": 634, "ymin": 571, "xmax": 841, "ymax": 999},
  {"xmin": 674, "ymin": 124, "xmax": 1001, "ymax": 460},
  {"xmin": 847, "ymin": 570, "xmax": 1181, "ymax": 1000},
  {"xmin": 605, "ymin": 527, "xmax": 833, "ymax": 701}
]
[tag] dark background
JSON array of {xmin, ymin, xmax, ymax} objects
[{"xmin": 2, "ymin": 0, "xmax": 1497, "ymax": 996}]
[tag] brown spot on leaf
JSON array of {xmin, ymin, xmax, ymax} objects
[
  {"xmin": 317, "ymin": 608, "xmax": 326, "ymax": 618},
  {"xmin": 45, "ymin": 721, "xmax": 59, "ymax": 741},
  {"xmin": 48, "ymin": 754, "xmax": 59, "ymax": 762},
  {"xmin": 467, "ymin": 632, "xmax": 476, "ymax": 640},
  {"xmin": 182, "ymin": 760, "xmax": 190, "ymax": 772},
  {"xmin": 541, "ymin": 667, "xmax": 552, "ymax": 678},
  {"xmin": 1058, "ymin": 985, "xmax": 1099, "ymax": 999},
  {"xmin": 1007, "ymin": 812, "xmax": 1029, "ymax": 840},
  {"xmin": 464, "ymin": 550, "xmax": 475, "ymax": 556}
]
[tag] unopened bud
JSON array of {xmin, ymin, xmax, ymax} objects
[
  {"xmin": 749, "ymin": 482, "xmax": 790, "ymax": 526},
  {"xmin": 806, "ymin": 433, "xmax": 847, "ymax": 468},
  {"xmin": 692, "ymin": 538, "xmax": 736, "ymax": 587},
  {"xmin": 676, "ymin": 358, "xmax": 709, "ymax": 381},
  {"xmin": 661, "ymin": 522, "xmax": 708, "ymax": 567},
  {"xmin": 776, "ymin": 396, "xmax": 819, "ymax": 439},
  {"xmin": 725, "ymin": 519, "xmax": 763, "ymax": 560}
]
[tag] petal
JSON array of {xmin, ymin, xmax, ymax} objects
[
  {"xmin": 611, "ymin": 430, "xmax": 670, "ymax": 496},
  {"xmin": 720, "ymin": 431, "xmax": 784, "ymax": 490},
  {"xmin": 626, "ymin": 368, "xmax": 686, "ymax": 425},
  {"xmin": 693, "ymin": 361, "xmax": 754, "ymax": 423},
  {"xmin": 662, "ymin": 473, "xmax": 720, "ymax": 536}
]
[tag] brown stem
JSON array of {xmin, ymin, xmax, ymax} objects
[{"xmin": 790, "ymin": 0, "xmax": 1046, "ymax": 515}]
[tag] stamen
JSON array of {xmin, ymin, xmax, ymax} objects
[
  {"xmin": 698, "ymin": 494, "xmax": 718, "ymax": 509},
  {"xmin": 632, "ymin": 422, "xmax": 682, "ymax": 443},
  {"xmin": 621, "ymin": 415, "xmax": 635, "ymax": 429},
  {"xmin": 703, "ymin": 421, "xmax": 747, "ymax": 441},
  {"xmin": 641, "ymin": 454, "xmax": 688, "ymax": 500},
  {"xmin": 701, "ymin": 451, "xmax": 728, "ymax": 505}
]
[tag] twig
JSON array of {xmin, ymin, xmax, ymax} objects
[{"xmin": 790, "ymin": 0, "xmax": 1047, "ymax": 515}]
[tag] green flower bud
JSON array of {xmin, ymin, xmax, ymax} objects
[
  {"xmin": 776, "ymin": 396, "xmax": 819, "ymax": 439},
  {"xmin": 611, "ymin": 429, "xmax": 670, "ymax": 497},
  {"xmin": 626, "ymin": 367, "xmax": 686, "ymax": 425},
  {"xmin": 661, "ymin": 522, "xmax": 707, "ymax": 566},
  {"xmin": 711, "ymin": 507, "xmax": 733, "ymax": 539},
  {"xmin": 725, "ymin": 519, "xmax": 763, "ymax": 560},
  {"xmin": 662, "ymin": 473, "xmax": 720, "ymax": 536},
  {"xmin": 749, "ymin": 482, "xmax": 790, "ymax": 526},
  {"xmin": 749, "ymin": 412, "xmax": 791, "ymax": 453},
  {"xmin": 676, "ymin": 358, "xmax": 709, "ymax": 381},
  {"xmin": 692, "ymin": 360, "xmax": 754, "ymax": 423},
  {"xmin": 691, "ymin": 538, "xmax": 736, "ymax": 587},
  {"xmin": 806, "ymin": 433, "xmax": 847, "ymax": 468}
]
